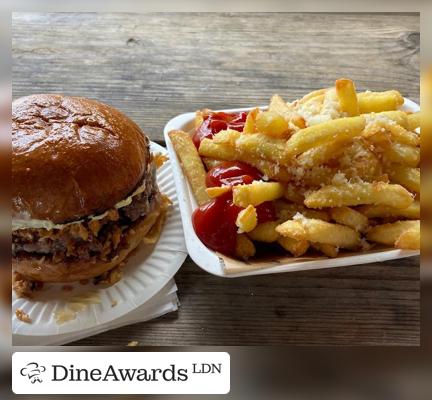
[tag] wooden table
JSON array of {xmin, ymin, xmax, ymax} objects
[{"xmin": 13, "ymin": 12, "xmax": 420, "ymax": 345}]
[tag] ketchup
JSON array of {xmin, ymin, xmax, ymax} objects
[
  {"xmin": 206, "ymin": 161, "xmax": 263, "ymax": 187},
  {"xmin": 192, "ymin": 161, "xmax": 277, "ymax": 256},
  {"xmin": 192, "ymin": 111, "xmax": 248, "ymax": 148}
]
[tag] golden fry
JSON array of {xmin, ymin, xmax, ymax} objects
[
  {"xmin": 256, "ymin": 111, "xmax": 290, "ymax": 138},
  {"xmin": 304, "ymin": 182, "xmax": 413, "ymax": 209},
  {"xmin": 278, "ymin": 236, "xmax": 309, "ymax": 257},
  {"xmin": 335, "ymin": 78, "xmax": 359, "ymax": 116},
  {"xmin": 236, "ymin": 205, "xmax": 258, "ymax": 233},
  {"xmin": 358, "ymin": 90, "xmax": 404, "ymax": 113},
  {"xmin": 235, "ymin": 234, "xmax": 256, "ymax": 260},
  {"xmin": 407, "ymin": 112, "xmax": 420, "ymax": 131},
  {"xmin": 284, "ymin": 116, "xmax": 365, "ymax": 158},
  {"xmin": 247, "ymin": 221, "xmax": 280, "ymax": 243},
  {"xmin": 357, "ymin": 201, "xmax": 420, "ymax": 219},
  {"xmin": 395, "ymin": 226, "xmax": 420, "ymax": 250},
  {"xmin": 387, "ymin": 165, "xmax": 420, "ymax": 193},
  {"xmin": 382, "ymin": 143, "xmax": 420, "ymax": 167},
  {"xmin": 169, "ymin": 130, "xmax": 209, "ymax": 206},
  {"xmin": 206, "ymin": 186, "xmax": 232, "ymax": 198},
  {"xmin": 330, "ymin": 206, "xmax": 369, "ymax": 233},
  {"xmin": 366, "ymin": 220, "xmax": 419, "ymax": 246},
  {"xmin": 276, "ymin": 216, "xmax": 360, "ymax": 249},
  {"xmin": 233, "ymin": 181, "xmax": 284, "ymax": 207},
  {"xmin": 312, "ymin": 243, "xmax": 339, "ymax": 258}
]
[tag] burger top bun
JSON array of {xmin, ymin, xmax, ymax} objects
[{"xmin": 12, "ymin": 94, "xmax": 150, "ymax": 224}]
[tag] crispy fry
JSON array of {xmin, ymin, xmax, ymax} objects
[
  {"xmin": 236, "ymin": 205, "xmax": 258, "ymax": 233},
  {"xmin": 366, "ymin": 220, "xmax": 419, "ymax": 245},
  {"xmin": 202, "ymin": 157, "xmax": 223, "ymax": 170},
  {"xmin": 247, "ymin": 221, "xmax": 280, "ymax": 242},
  {"xmin": 206, "ymin": 186, "xmax": 232, "ymax": 198},
  {"xmin": 278, "ymin": 236, "xmax": 310, "ymax": 257},
  {"xmin": 276, "ymin": 216, "xmax": 360, "ymax": 249},
  {"xmin": 284, "ymin": 184, "xmax": 306, "ymax": 204},
  {"xmin": 387, "ymin": 124, "xmax": 419, "ymax": 146},
  {"xmin": 387, "ymin": 165, "xmax": 420, "ymax": 193},
  {"xmin": 407, "ymin": 112, "xmax": 420, "ymax": 131},
  {"xmin": 330, "ymin": 206, "xmax": 369, "ymax": 233},
  {"xmin": 357, "ymin": 201, "xmax": 420, "ymax": 219},
  {"xmin": 284, "ymin": 116, "xmax": 365, "ymax": 158},
  {"xmin": 236, "ymin": 133, "xmax": 287, "ymax": 164},
  {"xmin": 358, "ymin": 90, "xmax": 404, "ymax": 113},
  {"xmin": 395, "ymin": 226, "xmax": 420, "ymax": 250},
  {"xmin": 312, "ymin": 243, "xmax": 339, "ymax": 258},
  {"xmin": 304, "ymin": 182, "xmax": 413, "ymax": 209},
  {"xmin": 274, "ymin": 200, "xmax": 330, "ymax": 221},
  {"xmin": 169, "ymin": 130, "xmax": 210, "ymax": 206},
  {"xmin": 233, "ymin": 181, "xmax": 285, "ymax": 207},
  {"xmin": 297, "ymin": 140, "xmax": 346, "ymax": 167},
  {"xmin": 382, "ymin": 143, "xmax": 420, "ymax": 167},
  {"xmin": 235, "ymin": 234, "xmax": 256, "ymax": 260},
  {"xmin": 335, "ymin": 78, "xmax": 359, "ymax": 116},
  {"xmin": 199, "ymin": 140, "xmax": 293, "ymax": 181},
  {"xmin": 243, "ymin": 107, "xmax": 260, "ymax": 134},
  {"xmin": 256, "ymin": 111, "xmax": 290, "ymax": 138}
]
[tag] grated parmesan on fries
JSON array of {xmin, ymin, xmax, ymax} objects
[{"xmin": 169, "ymin": 79, "xmax": 420, "ymax": 261}]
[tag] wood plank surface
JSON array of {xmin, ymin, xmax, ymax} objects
[{"xmin": 12, "ymin": 12, "xmax": 420, "ymax": 345}]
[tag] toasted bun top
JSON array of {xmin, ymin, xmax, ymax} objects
[{"xmin": 12, "ymin": 94, "xmax": 150, "ymax": 223}]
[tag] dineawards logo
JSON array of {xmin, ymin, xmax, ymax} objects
[
  {"xmin": 20, "ymin": 362, "xmax": 47, "ymax": 384},
  {"xmin": 12, "ymin": 352, "xmax": 230, "ymax": 394}
]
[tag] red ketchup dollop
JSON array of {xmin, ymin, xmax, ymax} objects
[
  {"xmin": 192, "ymin": 111, "xmax": 248, "ymax": 148},
  {"xmin": 192, "ymin": 161, "xmax": 277, "ymax": 257}
]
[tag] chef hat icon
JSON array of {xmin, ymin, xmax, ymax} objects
[{"xmin": 20, "ymin": 362, "xmax": 46, "ymax": 383}]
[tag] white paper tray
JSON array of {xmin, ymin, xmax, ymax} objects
[{"xmin": 163, "ymin": 98, "xmax": 420, "ymax": 278}]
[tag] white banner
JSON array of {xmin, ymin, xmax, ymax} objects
[{"xmin": 12, "ymin": 352, "xmax": 230, "ymax": 394}]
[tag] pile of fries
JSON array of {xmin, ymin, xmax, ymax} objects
[{"xmin": 169, "ymin": 79, "xmax": 420, "ymax": 260}]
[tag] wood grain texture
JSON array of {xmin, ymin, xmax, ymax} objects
[{"xmin": 12, "ymin": 12, "xmax": 420, "ymax": 345}]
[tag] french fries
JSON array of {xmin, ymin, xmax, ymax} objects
[
  {"xmin": 278, "ymin": 236, "xmax": 310, "ymax": 257},
  {"xmin": 382, "ymin": 143, "xmax": 420, "ymax": 167},
  {"xmin": 366, "ymin": 220, "xmax": 419, "ymax": 246},
  {"xmin": 395, "ymin": 226, "xmax": 420, "ymax": 250},
  {"xmin": 235, "ymin": 234, "xmax": 256, "ymax": 260},
  {"xmin": 358, "ymin": 90, "xmax": 404, "ymax": 113},
  {"xmin": 407, "ymin": 112, "xmax": 420, "ymax": 131},
  {"xmin": 206, "ymin": 186, "xmax": 231, "ymax": 198},
  {"xmin": 169, "ymin": 130, "xmax": 210, "ymax": 205},
  {"xmin": 358, "ymin": 201, "xmax": 420, "ymax": 220},
  {"xmin": 335, "ymin": 78, "xmax": 359, "ymax": 116},
  {"xmin": 312, "ymin": 243, "xmax": 339, "ymax": 258},
  {"xmin": 330, "ymin": 206, "xmax": 369, "ymax": 233},
  {"xmin": 236, "ymin": 205, "xmax": 258, "ymax": 233},
  {"xmin": 304, "ymin": 182, "xmax": 413, "ymax": 209},
  {"xmin": 247, "ymin": 221, "xmax": 280, "ymax": 243},
  {"xmin": 284, "ymin": 116, "xmax": 365, "ymax": 158},
  {"xmin": 276, "ymin": 216, "xmax": 360, "ymax": 249},
  {"xmin": 170, "ymin": 78, "xmax": 420, "ymax": 265},
  {"xmin": 243, "ymin": 107, "xmax": 260, "ymax": 134},
  {"xmin": 387, "ymin": 165, "xmax": 420, "ymax": 193},
  {"xmin": 256, "ymin": 111, "xmax": 290, "ymax": 138},
  {"xmin": 233, "ymin": 181, "xmax": 284, "ymax": 207}
]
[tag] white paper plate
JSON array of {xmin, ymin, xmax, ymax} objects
[
  {"xmin": 164, "ymin": 99, "xmax": 420, "ymax": 278},
  {"xmin": 12, "ymin": 142, "xmax": 187, "ymax": 337}
]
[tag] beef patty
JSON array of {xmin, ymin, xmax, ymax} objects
[{"xmin": 12, "ymin": 166, "xmax": 158, "ymax": 264}]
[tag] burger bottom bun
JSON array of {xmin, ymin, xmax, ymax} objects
[{"xmin": 13, "ymin": 196, "xmax": 169, "ymax": 283}]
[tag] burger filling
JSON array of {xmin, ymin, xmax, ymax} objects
[{"xmin": 12, "ymin": 165, "xmax": 160, "ymax": 264}]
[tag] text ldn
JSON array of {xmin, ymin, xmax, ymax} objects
[{"xmin": 52, "ymin": 365, "xmax": 188, "ymax": 382}]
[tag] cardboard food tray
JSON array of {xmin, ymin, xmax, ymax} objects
[{"xmin": 164, "ymin": 101, "xmax": 420, "ymax": 278}]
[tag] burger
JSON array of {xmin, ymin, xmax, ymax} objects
[{"xmin": 12, "ymin": 94, "xmax": 169, "ymax": 291}]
